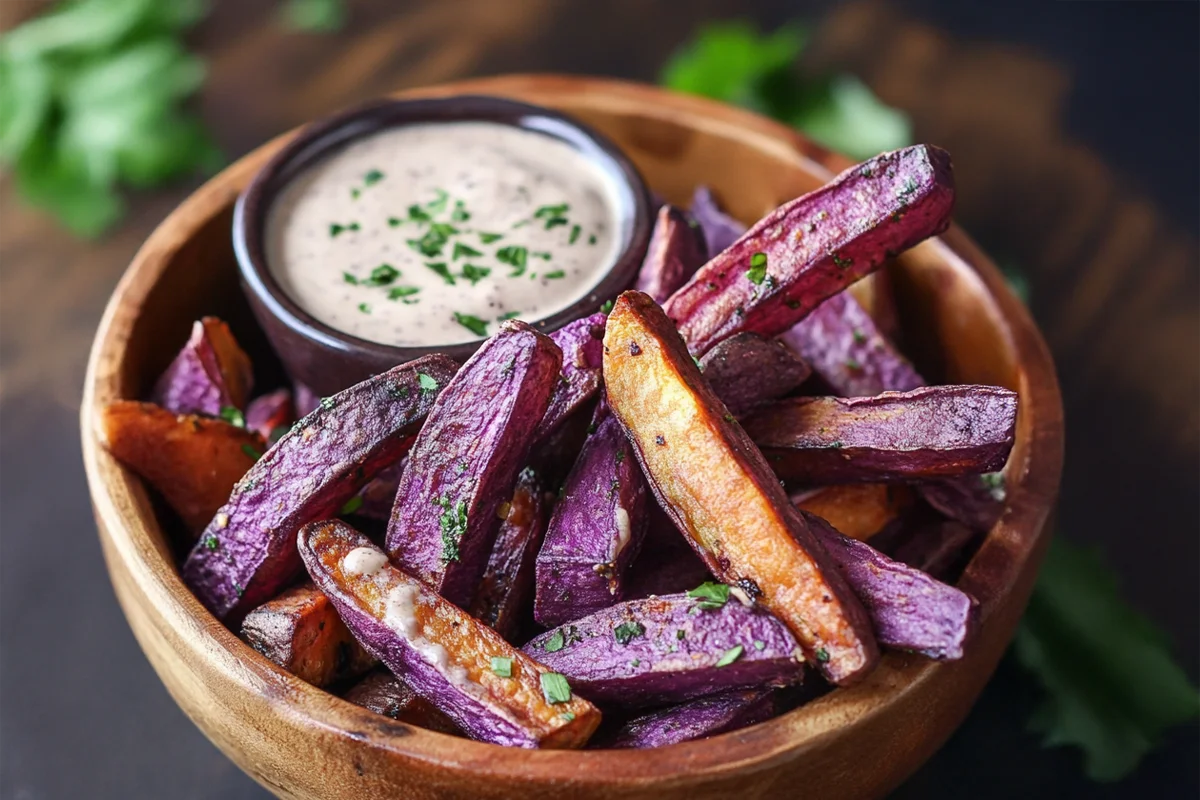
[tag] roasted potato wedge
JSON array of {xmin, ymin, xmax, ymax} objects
[{"xmin": 603, "ymin": 291, "xmax": 878, "ymax": 685}]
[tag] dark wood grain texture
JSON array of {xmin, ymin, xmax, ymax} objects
[{"xmin": 2, "ymin": 1, "xmax": 1195, "ymax": 798}]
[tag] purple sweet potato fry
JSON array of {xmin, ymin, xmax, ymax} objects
[
  {"xmin": 355, "ymin": 459, "xmax": 406, "ymax": 522},
  {"xmin": 470, "ymin": 467, "xmax": 549, "ymax": 641},
  {"xmin": 293, "ymin": 381, "xmax": 321, "ymax": 418},
  {"xmin": 690, "ymin": 186, "xmax": 746, "ymax": 258},
  {"xmin": 534, "ymin": 407, "xmax": 650, "ymax": 626},
  {"xmin": 181, "ymin": 355, "xmax": 456, "ymax": 621},
  {"xmin": 301, "ymin": 521, "xmax": 601, "ymax": 747},
  {"xmin": 603, "ymin": 688, "xmax": 776, "ymax": 749},
  {"xmin": 533, "ymin": 314, "xmax": 606, "ymax": 445},
  {"xmin": 245, "ymin": 388, "xmax": 294, "ymax": 442},
  {"xmin": 342, "ymin": 669, "xmax": 464, "ymax": 735},
  {"xmin": 524, "ymin": 593, "xmax": 804, "ymax": 707},
  {"xmin": 699, "ymin": 332, "xmax": 812, "ymax": 418},
  {"xmin": 920, "ymin": 472, "xmax": 1008, "ymax": 533},
  {"xmin": 778, "ymin": 291, "xmax": 923, "ymax": 398},
  {"xmin": 386, "ymin": 321, "xmax": 562, "ymax": 607},
  {"xmin": 153, "ymin": 317, "xmax": 254, "ymax": 416},
  {"xmin": 802, "ymin": 511, "xmax": 979, "ymax": 660},
  {"xmin": 625, "ymin": 507, "xmax": 713, "ymax": 600},
  {"xmin": 744, "ymin": 385, "xmax": 1018, "ymax": 484},
  {"xmin": 778, "ymin": 290, "xmax": 1005, "ymax": 531},
  {"xmin": 890, "ymin": 518, "xmax": 980, "ymax": 580},
  {"xmin": 665, "ymin": 146, "xmax": 954, "ymax": 356},
  {"xmin": 634, "ymin": 205, "xmax": 708, "ymax": 303}
]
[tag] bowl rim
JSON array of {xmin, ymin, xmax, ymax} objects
[
  {"xmin": 82, "ymin": 74, "xmax": 1064, "ymax": 789},
  {"xmin": 233, "ymin": 93, "xmax": 654, "ymax": 364}
]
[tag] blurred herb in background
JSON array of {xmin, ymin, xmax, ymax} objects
[
  {"xmin": 0, "ymin": 0, "xmax": 221, "ymax": 236},
  {"xmin": 661, "ymin": 21, "xmax": 909, "ymax": 160},
  {"xmin": 663, "ymin": 20, "xmax": 1198, "ymax": 783},
  {"xmin": 281, "ymin": 0, "xmax": 346, "ymax": 33}
]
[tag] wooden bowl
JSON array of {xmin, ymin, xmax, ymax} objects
[{"xmin": 81, "ymin": 75, "xmax": 1063, "ymax": 800}]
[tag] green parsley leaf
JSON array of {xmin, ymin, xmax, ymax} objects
[
  {"xmin": 746, "ymin": 251, "xmax": 768, "ymax": 284},
  {"xmin": 417, "ymin": 373, "xmax": 438, "ymax": 392},
  {"xmin": 613, "ymin": 621, "xmax": 646, "ymax": 645},
  {"xmin": 387, "ymin": 286, "xmax": 420, "ymax": 301},
  {"xmin": 424, "ymin": 188, "xmax": 449, "ymax": 215},
  {"xmin": 543, "ymin": 270, "xmax": 566, "ymax": 280},
  {"xmin": 540, "ymin": 672, "xmax": 572, "ymax": 704},
  {"xmin": 407, "ymin": 204, "xmax": 432, "ymax": 224},
  {"xmin": 452, "ymin": 312, "xmax": 489, "ymax": 338},
  {"xmin": 559, "ymin": 712, "xmax": 576, "ymax": 722},
  {"xmin": 357, "ymin": 302, "xmax": 370, "ymax": 314},
  {"xmin": 281, "ymin": 0, "xmax": 346, "ymax": 32},
  {"xmin": 452, "ymin": 242, "xmax": 483, "ymax": 261},
  {"xmin": 478, "ymin": 231, "xmax": 504, "ymax": 244},
  {"xmin": 364, "ymin": 263, "xmax": 399, "ymax": 286},
  {"xmin": 339, "ymin": 495, "xmax": 363, "ymax": 515},
  {"xmin": 687, "ymin": 581, "xmax": 730, "ymax": 610},
  {"xmin": 814, "ymin": 647, "xmax": 830, "ymax": 663},
  {"xmin": 460, "ymin": 264, "xmax": 490, "ymax": 286},
  {"xmin": 496, "ymin": 310, "xmax": 520, "ymax": 322},
  {"xmin": 1013, "ymin": 537, "xmax": 1200, "ymax": 782},
  {"xmin": 363, "ymin": 168, "xmax": 383, "ymax": 185},
  {"xmin": 715, "ymin": 645, "xmax": 743, "ymax": 667},
  {"xmin": 1, "ymin": 0, "xmax": 222, "ymax": 236},
  {"xmin": 660, "ymin": 21, "xmax": 910, "ymax": 161},
  {"xmin": 753, "ymin": 640, "xmax": 765, "ymax": 651},
  {"xmin": 240, "ymin": 443, "xmax": 263, "ymax": 461},
  {"xmin": 202, "ymin": 534, "xmax": 220, "ymax": 551},
  {"xmin": 490, "ymin": 656, "xmax": 513, "ymax": 678},
  {"xmin": 423, "ymin": 261, "xmax": 456, "ymax": 285},
  {"xmin": 435, "ymin": 495, "xmax": 467, "ymax": 563},
  {"xmin": 568, "ymin": 224, "xmax": 581, "ymax": 244},
  {"xmin": 219, "ymin": 406, "xmax": 245, "ymax": 428},
  {"xmin": 599, "ymin": 299, "xmax": 614, "ymax": 314},
  {"xmin": 450, "ymin": 200, "xmax": 470, "ymax": 223},
  {"xmin": 543, "ymin": 630, "xmax": 565, "ymax": 653},
  {"xmin": 496, "ymin": 245, "xmax": 529, "ymax": 277}
]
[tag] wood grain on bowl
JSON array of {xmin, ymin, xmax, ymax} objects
[{"xmin": 82, "ymin": 75, "xmax": 1063, "ymax": 800}]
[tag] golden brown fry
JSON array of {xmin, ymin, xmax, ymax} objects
[
  {"xmin": 602, "ymin": 291, "xmax": 879, "ymax": 686},
  {"xmin": 99, "ymin": 400, "xmax": 263, "ymax": 538}
]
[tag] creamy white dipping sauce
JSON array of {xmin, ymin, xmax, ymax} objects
[{"xmin": 264, "ymin": 121, "xmax": 625, "ymax": 346}]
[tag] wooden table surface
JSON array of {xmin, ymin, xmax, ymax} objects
[{"xmin": 1, "ymin": 1, "xmax": 1196, "ymax": 797}]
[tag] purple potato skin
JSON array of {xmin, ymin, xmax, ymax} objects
[
  {"xmin": 890, "ymin": 518, "xmax": 980, "ymax": 580},
  {"xmin": 386, "ymin": 322, "xmax": 562, "ymax": 607},
  {"xmin": 470, "ymin": 467, "xmax": 548, "ymax": 641},
  {"xmin": 244, "ymin": 388, "xmax": 294, "ymax": 441},
  {"xmin": 152, "ymin": 320, "xmax": 247, "ymax": 416},
  {"xmin": 182, "ymin": 355, "xmax": 457, "ymax": 621},
  {"xmin": 778, "ymin": 291, "xmax": 923, "ymax": 398},
  {"xmin": 919, "ymin": 473, "xmax": 1007, "ymax": 533},
  {"xmin": 802, "ymin": 511, "xmax": 979, "ymax": 660},
  {"xmin": 299, "ymin": 521, "xmax": 599, "ymax": 748},
  {"xmin": 664, "ymin": 146, "xmax": 955, "ymax": 356},
  {"xmin": 534, "ymin": 407, "xmax": 650, "ymax": 627},
  {"xmin": 690, "ymin": 186, "xmax": 746, "ymax": 258},
  {"xmin": 603, "ymin": 688, "xmax": 776, "ymax": 749},
  {"xmin": 533, "ymin": 314, "xmax": 607, "ymax": 445},
  {"xmin": 524, "ymin": 593, "xmax": 804, "ymax": 707},
  {"xmin": 293, "ymin": 381, "xmax": 321, "ymax": 418},
  {"xmin": 625, "ymin": 507, "xmax": 713, "ymax": 600},
  {"xmin": 634, "ymin": 205, "xmax": 709, "ymax": 303},
  {"xmin": 699, "ymin": 333, "xmax": 812, "ymax": 418},
  {"xmin": 744, "ymin": 385, "xmax": 1018, "ymax": 484},
  {"xmin": 777, "ymin": 289, "xmax": 1003, "ymax": 530},
  {"xmin": 355, "ymin": 459, "xmax": 406, "ymax": 521}
]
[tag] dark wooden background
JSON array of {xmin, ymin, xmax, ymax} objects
[{"xmin": 1, "ymin": 1, "xmax": 1196, "ymax": 797}]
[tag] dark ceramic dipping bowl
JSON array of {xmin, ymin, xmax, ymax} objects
[{"xmin": 233, "ymin": 95, "xmax": 654, "ymax": 396}]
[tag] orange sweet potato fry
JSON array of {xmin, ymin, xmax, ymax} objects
[
  {"xmin": 300, "ymin": 520, "xmax": 601, "ymax": 748},
  {"xmin": 240, "ymin": 583, "xmax": 376, "ymax": 687},
  {"xmin": 602, "ymin": 291, "xmax": 879, "ymax": 685},
  {"xmin": 791, "ymin": 484, "xmax": 913, "ymax": 541},
  {"xmin": 99, "ymin": 400, "xmax": 263, "ymax": 539}
]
